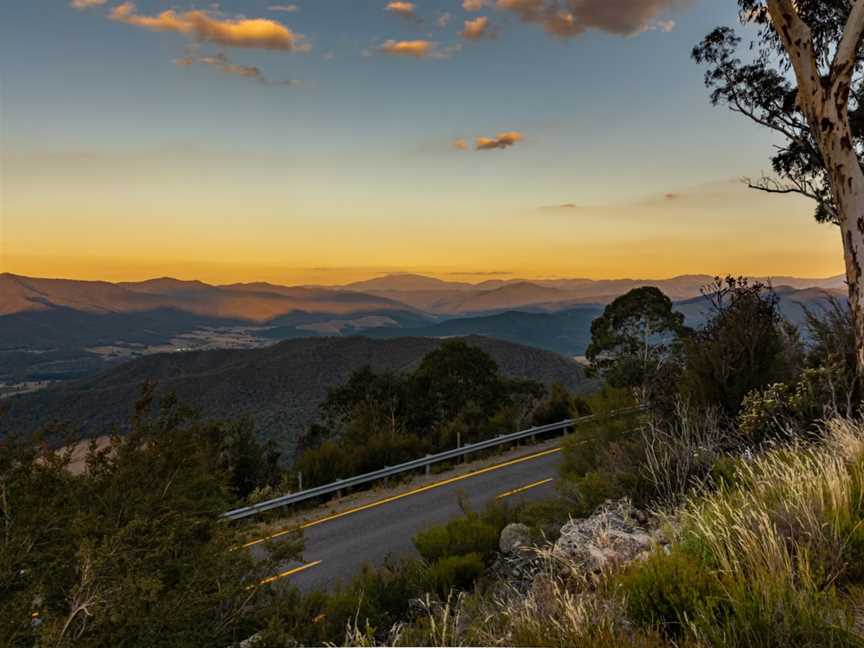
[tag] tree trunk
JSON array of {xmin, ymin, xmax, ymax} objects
[{"xmin": 767, "ymin": 0, "xmax": 864, "ymax": 378}]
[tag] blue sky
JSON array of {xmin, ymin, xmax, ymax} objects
[{"xmin": 0, "ymin": 1, "xmax": 845, "ymax": 283}]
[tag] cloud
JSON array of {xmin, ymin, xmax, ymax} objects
[
  {"xmin": 379, "ymin": 39, "xmax": 431, "ymax": 57},
  {"xmin": 268, "ymin": 4, "xmax": 299, "ymax": 12},
  {"xmin": 175, "ymin": 51, "xmax": 298, "ymax": 85},
  {"xmin": 378, "ymin": 39, "xmax": 460, "ymax": 59},
  {"xmin": 475, "ymin": 131, "xmax": 523, "ymax": 150},
  {"xmin": 463, "ymin": 0, "xmax": 489, "ymax": 10},
  {"xmin": 437, "ymin": 12, "xmax": 452, "ymax": 27},
  {"xmin": 494, "ymin": 0, "xmax": 689, "ymax": 38},
  {"xmin": 70, "ymin": 0, "xmax": 106, "ymax": 8},
  {"xmin": 535, "ymin": 202, "xmax": 585, "ymax": 212},
  {"xmin": 461, "ymin": 16, "xmax": 492, "ymax": 39},
  {"xmin": 385, "ymin": 1, "xmax": 419, "ymax": 20},
  {"xmin": 109, "ymin": 2, "xmax": 310, "ymax": 52},
  {"xmin": 453, "ymin": 138, "xmax": 469, "ymax": 150}
]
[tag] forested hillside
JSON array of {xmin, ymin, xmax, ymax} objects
[{"xmin": 1, "ymin": 336, "xmax": 591, "ymax": 451}]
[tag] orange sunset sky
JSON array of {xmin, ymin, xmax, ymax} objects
[{"xmin": 0, "ymin": 1, "xmax": 846, "ymax": 285}]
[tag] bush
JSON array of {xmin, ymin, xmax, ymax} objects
[
  {"xmin": 618, "ymin": 549, "xmax": 723, "ymax": 639},
  {"xmin": 424, "ymin": 553, "xmax": 486, "ymax": 599},
  {"xmin": 680, "ymin": 277, "xmax": 801, "ymax": 418},
  {"xmin": 413, "ymin": 512, "xmax": 500, "ymax": 564},
  {"xmin": 259, "ymin": 558, "xmax": 427, "ymax": 646}
]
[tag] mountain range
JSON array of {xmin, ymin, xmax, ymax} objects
[{"xmin": 0, "ymin": 271, "xmax": 847, "ymax": 386}]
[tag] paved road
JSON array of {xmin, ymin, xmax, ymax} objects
[{"xmin": 247, "ymin": 444, "xmax": 565, "ymax": 590}]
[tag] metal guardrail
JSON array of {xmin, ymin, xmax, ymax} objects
[{"xmin": 223, "ymin": 410, "xmax": 638, "ymax": 522}]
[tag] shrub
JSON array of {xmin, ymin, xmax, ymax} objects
[
  {"xmin": 413, "ymin": 513, "xmax": 500, "ymax": 564},
  {"xmin": 259, "ymin": 558, "xmax": 427, "ymax": 646},
  {"xmin": 679, "ymin": 277, "xmax": 801, "ymax": 418},
  {"xmin": 618, "ymin": 549, "xmax": 723, "ymax": 639},
  {"xmin": 531, "ymin": 383, "xmax": 579, "ymax": 426},
  {"xmin": 424, "ymin": 553, "xmax": 486, "ymax": 599}
]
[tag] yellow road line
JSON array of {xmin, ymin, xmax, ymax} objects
[
  {"xmin": 241, "ymin": 446, "xmax": 563, "ymax": 548},
  {"xmin": 496, "ymin": 477, "xmax": 554, "ymax": 500},
  {"xmin": 257, "ymin": 560, "xmax": 323, "ymax": 586}
]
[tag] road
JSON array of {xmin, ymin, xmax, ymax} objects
[{"xmin": 244, "ymin": 443, "xmax": 565, "ymax": 591}]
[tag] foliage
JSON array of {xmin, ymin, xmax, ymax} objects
[
  {"xmin": 692, "ymin": 2, "xmax": 864, "ymax": 224},
  {"xmin": 586, "ymin": 287, "xmax": 687, "ymax": 405},
  {"xmin": 558, "ymin": 387, "xmax": 651, "ymax": 512},
  {"xmin": 413, "ymin": 512, "xmax": 500, "ymax": 565},
  {"xmin": 412, "ymin": 341, "xmax": 510, "ymax": 429},
  {"xmin": 198, "ymin": 415, "xmax": 282, "ymax": 500},
  {"xmin": 641, "ymin": 400, "xmax": 724, "ymax": 506},
  {"xmin": 295, "ymin": 342, "xmax": 546, "ymax": 488},
  {"xmin": 424, "ymin": 553, "xmax": 486, "ymax": 600},
  {"xmin": 804, "ymin": 297, "xmax": 860, "ymax": 415},
  {"xmin": 389, "ymin": 418, "xmax": 864, "ymax": 648},
  {"xmin": 734, "ymin": 299, "xmax": 858, "ymax": 444},
  {"xmin": 257, "ymin": 557, "xmax": 426, "ymax": 647},
  {"xmin": 680, "ymin": 277, "xmax": 801, "ymax": 417},
  {"xmin": 0, "ymin": 387, "xmax": 302, "ymax": 648},
  {"xmin": 531, "ymin": 383, "xmax": 591, "ymax": 426},
  {"xmin": 617, "ymin": 549, "xmax": 724, "ymax": 640}
]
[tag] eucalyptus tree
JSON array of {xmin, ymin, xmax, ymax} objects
[
  {"xmin": 694, "ymin": 0, "xmax": 864, "ymax": 374},
  {"xmin": 586, "ymin": 286, "xmax": 686, "ymax": 405}
]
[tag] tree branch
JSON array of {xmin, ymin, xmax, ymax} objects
[
  {"xmin": 832, "ymin": 0, "xmax": 864, "ymax": 95},
  {"xmin": 766, "ymin": 0, "xmax": 821, "ymax": 103}
]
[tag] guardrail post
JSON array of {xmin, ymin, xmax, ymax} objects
[
  {"xmin": 425, "ymin": 456, "xmax": 431, "ymax": 476},
  {"xmin": 457, "ymin": 432, "xmax": 462, "ymax": 464}
]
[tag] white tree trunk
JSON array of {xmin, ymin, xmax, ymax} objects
[{"xmin": 767, "ymin": 0, "xmax": 864, "ymax": 376}]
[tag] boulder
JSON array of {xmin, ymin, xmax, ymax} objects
[
  {"xmin": 551, "ymin": 499, "xmax": 653, "ymax": 575},
  {"xmin": 499, "ymin": 523, "xmax": 533, "ymax": 554}
]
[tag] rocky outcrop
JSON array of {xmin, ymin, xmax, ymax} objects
[
  {"xmin": 494, "ymin": 499, "xmax": 666, "ymax": 592},
  {"xmin": 551, "ymin": 499, "xmax": 654, "ymax": 575}
]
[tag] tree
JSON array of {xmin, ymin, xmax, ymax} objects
[
  {"xmin": 586, "ymin": 287, "xmax": 686, "ymax": 405},
  {"xmin": 321, "ymin": 367, "xmax": 410, "ymax": 438},
  {"xmin": 694, "ymin": 0, "xmax": 864, "ymax": 377},
  {"xmin": 680, "ymin": 277, "xmax": 801, "ymax": 417},
  {"xmin": 0, "ymin": 388, "xmax": 302, "ymax": 647},
  {"xmin": 412, "ymin": 340, "xmax": 507, "ymax": 428}
]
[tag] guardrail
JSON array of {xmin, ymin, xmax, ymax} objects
[{"xmin": 224, "ymin": 409, "xmax": 640, "ymax": 522}]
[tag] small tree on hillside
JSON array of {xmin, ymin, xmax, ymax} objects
[
  {"xmin": 681, "ymin": 277, "xmax": 801, "ymax": 417},
  {"xmin": 586, "ymin": 287, "xmax": 687, "ymax": 405},
  {"xmin": 694, "ymin": 0, "xmax": 864, "ymax": 378},
  {"xmin": 412, "ymin": 341, "xmax": 507, "ymax": 429}
]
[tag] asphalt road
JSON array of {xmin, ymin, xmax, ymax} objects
[{"xmin": 247, "ymin": 444, "xmax": 565, "ymax": 591}]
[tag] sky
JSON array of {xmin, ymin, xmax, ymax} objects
[{"xmin": 0, "ymin": 0, "xmax": 847, "ymax": 285}]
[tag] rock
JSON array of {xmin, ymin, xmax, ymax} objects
[
  {"xmin": 551, "ymin": 499, "xmax": 653, "ymax": 575},
  {"xmin": 499, "ymin": 523, "xmax": 533, "ymax": 554}
]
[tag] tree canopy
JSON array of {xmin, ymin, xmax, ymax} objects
[{"xmin": 586, "ymin": 287, "xmax": 686, "ymax": 404}]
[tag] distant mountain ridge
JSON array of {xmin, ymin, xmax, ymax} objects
[
  {"xmin": 0, "ymin": 273, "xmax": 413, "ymax": 320},
  {"xmin": 0, "ymin": 271, "xmax": 847, "ymax": 385},
  {"xmin": 344, "ymin": 273, "xmax": 846, "ymax": 314}
]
